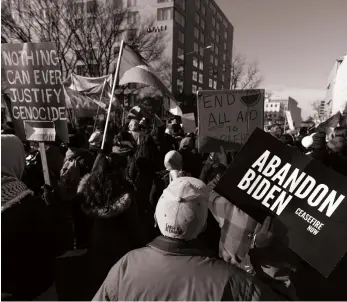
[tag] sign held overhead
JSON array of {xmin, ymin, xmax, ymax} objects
[{"xmin": 197, "ymin": 89, "xmax": 264, "ymax": 153}]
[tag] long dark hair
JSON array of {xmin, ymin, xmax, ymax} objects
[{"xmin": 81, "ymin": 153, "xmax": 130, "ymax": 210}]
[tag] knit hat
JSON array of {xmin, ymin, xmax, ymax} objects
[
  {"xmin": 327, "ymin": 137, "xmax": 347, "ymax": 153},
  {"xmin": 180, "ymin": 137, "xmax": 194, "ymax": 151},
  {"xmin": 164, "ymin": 150, "xmax": 183, "ymax": 171},
  {"xmin": 1, "ymin": 135, "xmax": 26, "ymax": 179},
  {"xmin": 301, "ymin": 133, "xmax": 315, "ymax": 149},
  {"xmin": 155, "ymin": 177, "xmax": 209, "ymax": 241}
]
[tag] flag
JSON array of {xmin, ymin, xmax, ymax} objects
[
  {"xmin": 118, "ymin": 43, "xmax": 182, "ymax": 116},
  {"xmin": 63, "ymin": 74, "xmax": 119, "ymax": 117},
  {"xmin": 316, "ymin": 111, "xmax": 341, "ymax": 133},
  {"xmin": 332, "ymin": 55, "xmax": 347, "ymax": 115}
]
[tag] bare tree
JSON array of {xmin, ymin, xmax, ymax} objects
[
  {"xmin": 1, "ymin": 0, "xmax": 167, "ymax": 78},
  {"xmin": 230, "ymin": 53, "xmax": 263, "ymax": 89}
]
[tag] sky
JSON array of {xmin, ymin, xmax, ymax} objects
[{"xmin": 215, "ymin": 0, "xmax": 347, "ymax": 118}]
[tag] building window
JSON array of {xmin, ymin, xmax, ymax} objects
[
  {"xmin": 200, "ymin": 32, "xmax": 204, "ymax": 43},
  {"xmin": 128, "ymin": 11, "xmax": 139, "ymax": 24},
  {"xmin": 178, "ymin": 30, "xmax": 184, "ymax": 44},
  {"xmin": 157, "ymin": 7, "xmax": 173, "ymax": 21},
  {"xmin": 202, "ymin": 4, "xmax": 206, "ymax": 15},
  {"xmin": 210, "ymin": 54, "xmax": 214, "ymax": 64},
  {"xmin": 224, "ymin": 42, "xmax": 227, "ymax": 50},
  {"xmin": 210, "ymin": 2, "xmax": 216, "ymax": 13},
  {"xmin": 178, "ymin": 47, "xmax": 184, "ymax": 59},
  {"xmin": 177, "ymin": 65, "xmax": 184, "ymax": 76},
  {"xmin": 211, "ymin": 29, "xmax": 215, "ymax": 39},
  {"xmin": 193, "ymin": 71, "xmax": 198, "ymax": 81},
  {"xmin": 222, "ymin": 74, "xmax": 225, "ymax": 82},
  {"xmin": 199, "ymin": 60, "xmax": 203, "ymax": 70},
  {"xmin": 194, "ymin": 27, "xmax": 199, "ymax": 39},
  {"xmin": 193, "ymin": 57, "xmax": 198, "ymax": 68},
  {"xmin": 175, "ymin": 10, "xmax": 185, "ymax": 27},
  {"xmin": 194, "ymin": 42, "xmax": 199, "ymax": 52},
  {"xmin": 127, "ymin": 0, "xmax": 137, "ymax": 7},
  {"xmin": 209, "ymin": 78, "xmax": 213, "ymax": 88},
  {"xmin": 217, "ymin": 11, "xmax": 222, "ymax": 21},
  {"xmin": 222, "ymin": 63, "xmax": 226, "ymax": 70},
  {"xmin": 212, "ymin": 16, "xmax": 216, "ymax": 27},
  {"xmin": 213, "ymin": 80, "xmax": 217, "ymax": 89},
  {"xmin": 86, "ymin": 0, "xmax": 97, "ymax": 14},
  {"xmin": 195, "ymin": 12, "xmax": 200, "ymax": 24},
  {"xmin": 201, "ymin": 19, "xmax": 205, "ymax": 30},
  {"xmin": 224, "ymin": 31, "xmax": 227, "ymax": 39},
  {"xmin": 74, "ymin": 2, "xmax": 84, "ymax": 14},
  {"xmin": 223, "ymin": 18, "xmax": 228, "ymax": 28},
  {"xmin": 177, "ymin": 79, "xmax": 183, "ymax": 91},
  {"xmin": 195, "ymin": 0, "xmax": 200, "ymax": 9},
  {"xmin": 216, "ymin": 34, "xmax": 220, "ymax": 43},
  {"xmin": 76, "ymin": 65, "xmax": 86, "ymax": 75},
  {"xmin": 215, "ymin": 46, "xmax": 219, "ymax": 55},
  {"xmin": 176, "ymin": 0, "xmax": 185, "ymax": 10},
  {"xmin": 192, "ymin": 84, "xmax": 197, "ymax": 93},
  {"xmin": 216, "ymin": 22, "xmax": 220, "ymax": 32},
  {"xmin": 115, "ymin": 31, "xmax": 123, "ymax": 42},
  {"xmin": 199, "ymin": 73, "xmax": 203, "ymax": 84},
  {"xmin": 223, "ymin": 53, "xmax": 226, "ymax": 61},
  {"xmin": 214, "ymin": 57, "xmax": 218, "ymax": 66},
  {"xmin": 158, "ymin": 0, "xmax": 173, "ymax": 2},
  {"xmin": 211, "ymin": 42, "xmax": 215, "ymax": 51}
]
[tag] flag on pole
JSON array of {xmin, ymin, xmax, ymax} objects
[{"xmin": 118, "ymin": 43, "xmax": 182, "ymax": 116}]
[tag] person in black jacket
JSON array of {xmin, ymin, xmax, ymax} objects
[
  {"xmin": 1, "ymin": 135, "xmax": 55, "ymax": 300},
  {"xmin": 77, "ymin": 152, "xmax": 147, "ymax": 298}
]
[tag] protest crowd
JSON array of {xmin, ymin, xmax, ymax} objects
[{"xmin": 1, "ymin": 103, "xmax": 347, "ymax": 301}]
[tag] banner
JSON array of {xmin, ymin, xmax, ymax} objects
[
  {"xmin": 1, "ymin": 42, "xmax": 68, "ymax": 142},
  {"xmin": 197, "ymin": 89, "xmax": 264, "ymax": 153},
  {"xmin": 182, "ymin": 113, "xmax": 196, "ymax": 134},
  {"xmin": 214, "ymin": 128, "xmax": 347, "ymax": 277}
]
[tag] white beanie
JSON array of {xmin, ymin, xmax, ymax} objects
[
  {"xmin": 301, "ymin": 133, "xmax": 316, "ymax": 148},
  {"xmin": 155, "ymin": 177, "xmax": 209, "ymax": 241}
]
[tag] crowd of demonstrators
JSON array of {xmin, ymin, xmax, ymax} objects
[{"xmin": 2, "ymin": 111, "xmax": 347, "ymax": 301}]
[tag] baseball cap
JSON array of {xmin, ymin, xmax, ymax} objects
[{"xmin": 155, "ymin": 177, "xmax": 209, "ymax": 241}]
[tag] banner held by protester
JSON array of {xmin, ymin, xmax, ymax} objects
[
  {"xmin": 1, "ymin": 42, "xmax": 68, "ymax": 143},
  {"xmin": 197, "ymin": 89, "xmax": 264, "ymax": 153},
  {"xmin": 214, "ymin": 127, "xmax": 347, "ymax": 277}
]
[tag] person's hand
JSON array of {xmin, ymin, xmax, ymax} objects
[
  {"xmin": 218, "ymin": 146, "xmax": 228, "ymax": 167},
  {"xmin": 207, "ymin": 174, "xmax": 221, "ymax": 191}
]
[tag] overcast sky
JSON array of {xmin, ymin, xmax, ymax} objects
[{"xmin": 216, "ymin": 0, "xmax": 347, "ymax": 118}]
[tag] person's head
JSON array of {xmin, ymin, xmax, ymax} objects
[
  {"xmin": 280, "ymin": 134, "xmax": 294, "ymax": 146},
  {"xmin": 97, "ymin": 120, "xmax": 106, "ymax": 132},
  {"xmin": 140, "ymin": 117, "xmax": 149, "ymax": 128},
  {"xmin": 155, "ymin": 177, "xmax": 209, "ymax": 241},
  {"xmin": 179, "ymin": 137, "xmax": 194, "ymax": 152},
  {"xmin": 164, "ymin": 150, "xmax": 183, "ymax": 171},
  {"xmin": 80, "ymin": 152, "xmax": 129, "ymax": 209},
  {"xmin": 327, "ymin": 137, "xmax": 347, "ymax": 154},
  {"xmin": 1, "ymin": 135, "xmax": 26, "ymax": 180},
  {"xmin": 334, "ymin": 127, "xmax": 347, "ymax": 138},
  {"xmin": 129, "ymin": 119, "xmax": 139, "ymax": 131}
]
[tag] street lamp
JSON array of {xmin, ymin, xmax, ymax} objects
[{"xmin": 184, "ymin": 45, "xmax": 212, "ymax": 56}]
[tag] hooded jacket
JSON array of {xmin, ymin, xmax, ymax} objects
[
  {"xmin": 93, "ymin": 236, "xmax": 297, "ymax": 301},
  {"xmin": 77, "ymin": 172, "xmax": 147, "ymax": 295},
  {"xmin": 1, "ymin": 135, "xmax": 55, "ymax": 300}
]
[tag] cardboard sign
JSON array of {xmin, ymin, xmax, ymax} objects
[
  {"xmin": 285, "ymin": 111, "xmax": 295, "ymax": 130},
  {"xmin": 214, "ymin": 128, "xmax": 347, "ymax": 277},
  {"xmin": 1, "ymin": 42, "xmax": 68, "ymax": 142},
  {"xmin": 197, "ymin": 89, "xmax": 264, "ymax": 153},
  {"xmin": 182, "ymin": 113, "xmax": 196, "ymax": 134}
]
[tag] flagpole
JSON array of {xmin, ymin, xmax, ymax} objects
[
  {"xmin": 93, "ymin": 78, "xmax": 107, "ymax": 133},
  {"xmin": 101, "ymin": 40, "xmax": 125, "ymax": 150}
]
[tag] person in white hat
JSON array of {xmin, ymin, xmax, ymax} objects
[{"xmin": 93, "ymin": 177, "xmax": 296, "ymax": 301}]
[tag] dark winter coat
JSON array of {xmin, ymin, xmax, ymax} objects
[
  {"xmin": 179, "ymin": 149, "xmax": 203, "ymax": 178},
  {"xmin": 1, "ymin": 193, "xmax": 55, "ymax": 300},
  {"xmin": 77, "ymin": 174, "xmax": 147, "ymax": 296},
  {"xmin": 93, "ymin": 236, "xmax": 297, "ymax": 301},
  {"xmin": 199, "ymin": 162, "xmax": 227, "ymax": 184}
]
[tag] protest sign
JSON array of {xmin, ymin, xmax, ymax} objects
[
  {"xmin": 182, "ymin": 113, "xmax": 196, "ymax": 134},
  {"xmin": 214, "ymin": 128, "xmax": 347, "ymax": 277},
  {"xmin": 285, "ymin": 111, "xmax": 295, "ymax": 130},
  {"xmin": 1, "ymin": 42, "xmax": 68, "ymax": 142},
  {"xmin": 197, "ymin": 89, "xmax": 264, "ymax": 153}
]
